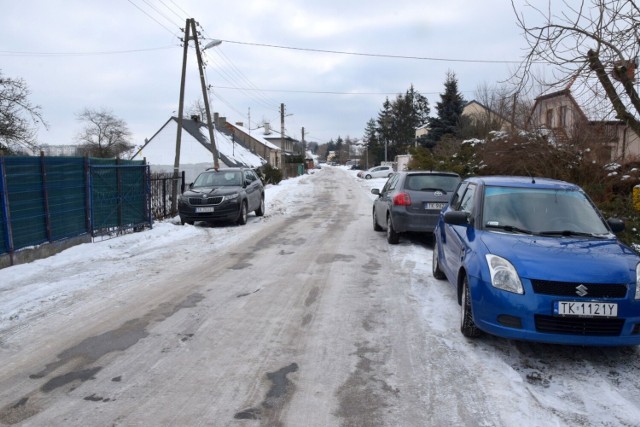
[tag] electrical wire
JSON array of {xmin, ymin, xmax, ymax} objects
[
  {"xmin": 125, "ymin": 0, "xmax": 181, "ymax": 38},
  {"xmin": 217, "ymin": 39, "xmax": 527, "ymax": 64}
]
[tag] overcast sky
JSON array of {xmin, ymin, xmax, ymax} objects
[{"xmin": 1, "ymin": 1, "xmax": 530, "ymax": 150}]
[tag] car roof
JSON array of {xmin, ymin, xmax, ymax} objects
[
  {"xmin": 204, "ymin": 167, "xmax": 249, "ymax": 172},
  {"xmin": 463, "ymin": 175, "xmax": 580, "ymax": 191},
  {"xmin": 399, "ymin": 170, "xmax": 460, "ymax": 177}
]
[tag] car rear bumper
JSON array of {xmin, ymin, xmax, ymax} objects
[
  {"xmin": 468, "ymin": 274, "xmax": 640, "ymax": 346},
  {"xmin": 390, "ymin": 208, "xmax": 440, "ymax": 233}
]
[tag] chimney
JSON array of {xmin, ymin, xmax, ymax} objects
[
  {"xmin": 191, "ymin": 115, "xmax": 200, "ymax": 122},
  {"xmin": 236, "ymin": 122, "xmax": 244, "ymax": 127},
  {"xmin": 264, "ymin": 122, "xmax": 271, "ymax": 135}
]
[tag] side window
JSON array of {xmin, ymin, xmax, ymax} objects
[
  {"xmin": 458, "ymin": 183, "xmax": 477, "ymax": 213},
  {"xmin": 381, "ymin": 174, "xmax": 398, "ymax": 193},
  {"xmin": 244, "ymin": 171, "xmax": 255, "ymax": 184},
  {"xmin": 449, "ymin": 182, "xmax": 468, "ymax": 210}
]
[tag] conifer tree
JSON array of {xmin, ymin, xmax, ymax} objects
[{"xmin": 427, "ymin": 71, "xmax": 465, "ymax": 144}]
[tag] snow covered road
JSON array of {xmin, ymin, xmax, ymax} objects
[{"xmin": 1, "ymin": 166, "xmax": 640, "ymax": 426}]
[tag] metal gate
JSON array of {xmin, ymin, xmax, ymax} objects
[{"xmin": 89, "ymin": 162, "xmax": 152, "ymax": 237}]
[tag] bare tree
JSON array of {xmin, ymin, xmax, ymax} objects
[
  {"xmin": 511, "ymin": 0, "xmax": 640, "ymax": 136},
  {"xmin": 76, "ymin": 108, "xmax": 134, "ymax": 158},
  {"xmin": 0, "ymin": 70, "xmax": 47, "ymax": 154}
]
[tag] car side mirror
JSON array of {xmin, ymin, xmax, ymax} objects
[
  {"xmin": 371, "ymin": 189, "xmax": 380, "ymax": 196},
  {"xmin": 444, "ymin": 210, "xmax": 470, "ymax": 226},
  {"xmin": 607, "ymin": 218, "xmax": 625, "ymax": 233},
  {"xmin": 188, "ymin": 182, "xmax": 194, "ymax": 189}
]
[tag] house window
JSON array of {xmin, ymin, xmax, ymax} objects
[
  {"xmin": 546, "ymin": 109, "xmax": 554, "ymax": 127},
  {"xmin": 558, "ymin": 106, "xmax": 568, "ymax": 127}
]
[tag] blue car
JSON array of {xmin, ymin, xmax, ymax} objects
[{"xmin": 432, "ymin": 176, "xmax": 640, "ymax": 346}]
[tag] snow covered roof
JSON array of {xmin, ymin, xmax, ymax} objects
[
  {"xmin": 132, "ymin": 117, "xmax": 266, "ymax": 169},
  {"xmin": 225, "ymin": 122, "xmax": 280, "ymax": 151}
]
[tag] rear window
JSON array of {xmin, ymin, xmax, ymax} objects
[{"xmin": 405, "ymin": 174, "xmax": 460, "ymax": 192}]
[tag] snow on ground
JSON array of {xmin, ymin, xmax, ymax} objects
[{"xmin": 2, "ymin": 165, "xmax": 640, "ymax": 426}]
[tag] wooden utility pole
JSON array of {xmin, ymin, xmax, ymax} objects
[
  {"xmin": 171, "ymin": 18, "xmax": 192, "ymax": 214},
  {"xmin": 171, "ymin": 18, "xmax": 221, "ymax": 214},
  {"xmin": 280, "ymin": 103, "xmax": 285, "ymax": 152}
]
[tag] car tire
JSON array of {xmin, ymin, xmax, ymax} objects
[
  {"xmin": 237, "ymin": 201, "xmax": 248, "ymax": 225},
  {"xmin": 365, "ymin": 174, "xmax": 372, "ymax": 179},
  {"xmin": 180, "ymin": 217, "xmax": 194, "ymax": 225},
  {"xmin": 255, "ymin": 195, "xmax": 265, "ymax": 217},
  {"xmin": 432, "ymin": 247, "xmax": 446, "ymax": 280},
  {"xmin": 373, "ymin": 209, "xmax": 383, "ymax": 231},
  {"xmin": 460, "ymin": 276, "xmax": 481, "ymax": 338},
  {"xmin": 386, "ymin": 215, "xmax": 399, "ymax": 244}
]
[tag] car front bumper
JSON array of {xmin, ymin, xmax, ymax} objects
[{"xmin": 468, "ymin": 273, "xmax": 640, "ymax": 346}]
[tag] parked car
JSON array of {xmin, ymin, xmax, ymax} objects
[
  {"xmin": 371, "ymin": 171, "xmax": 461, "ymax": 244},
  {"xmin": 358, "ymin": 165, "xmax": 394, "ymax": 179},
  {"xmin": 178, "ymin": 167, "xmax": 265, "ymax": 226},
  {"xmin": 432, "ymin": 175, "xmax": 640, "ymax": 346}
]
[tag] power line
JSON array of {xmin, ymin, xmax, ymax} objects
[
  {"xmin": 126, "ymin": 0, "xmax": 181, "ymax": 38},
  {"xmin": 210, "ymin": 85, "xmax": 473, "ymax": 96},
  {"xmin": 217, "ymin": 39, "xmax": 526, "ymax": 64},
  {"xmin": 0, "ymin": 46, "xmax": 176, "ymax": 57}
]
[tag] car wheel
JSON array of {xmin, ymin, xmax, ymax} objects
[
  {"xmin": 386, "ymin": 215, "xmax": 399, "ymax": 244},
  {"xmin": 460, "ymin": 275, "xmax": 481, "ymax": 338},
  {"xmin": 373, "ymin": 208, "xmax": 383, "ymax": 231},
  {"xmin": 387, "ymin": 173, "xmax": 393, "ymax": 178},
  {"xmin": 432, "ymin": 247, "xmax": 446, "ymax": 280},
  {"xmin": 237, "ymin": 201, "xmax": 248, "ymax": 225},
  {"xmin": 365, "ymin": 174, "xmax": 372, "ymax": 179},
  {"xmin": 255, "ymin": 195, "xmax": 265, "ymax": 217},
  {"xmin": 180, "ymin": 217, "xmax": 194, "ymax": 225}
]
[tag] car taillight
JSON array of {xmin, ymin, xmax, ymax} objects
[{"xmin": 393, "ymin": 193, "xmax": 411, "ymax": 206}]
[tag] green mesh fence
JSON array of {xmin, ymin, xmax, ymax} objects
[
  {"xmin": 0, "ymin": 156, "xmax": 151, "ymax": 256},
  {"xmin": 90, "ymin": 159, "xmax": 148, "ymax": 234}
]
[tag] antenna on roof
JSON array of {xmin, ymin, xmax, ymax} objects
[{"xmin": 524, "ymin": 165, "xmax": 535, "ymax": 184}]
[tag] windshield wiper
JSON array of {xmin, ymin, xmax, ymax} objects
[
  {"xmin": 485, "ymin": 223, "xmax": 533, "ymax": 235},
  {"xmin": 538, "ymin": 230, "xmax": 605, "ymax": 238},
  {"xmin": 419, "ymin": 187, "xmax": 447, "ymax": 192}
]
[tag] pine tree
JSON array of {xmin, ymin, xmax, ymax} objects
[{"xmin": 427, "ymin": 71, "xmax": 465, "ymax": 144}]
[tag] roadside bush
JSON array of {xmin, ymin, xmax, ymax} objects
[{"xmin": 261, "ymin": 164, "xmax": 283, "ymax": 185}]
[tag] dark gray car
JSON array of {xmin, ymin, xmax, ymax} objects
[
  {"xmin": 178, "ymin": 167, "xmax": 265, "ymax": 225},
  {"xmin": 371, "ymin": 171, "xmax": 461, "ymax": 244}
]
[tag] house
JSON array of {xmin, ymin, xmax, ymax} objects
[
  {"xmin": 131, "ymin": 116, "xmax": 266, "ymax": 182},
  {"xmin": 212, "ymin": 114, "xmax": 282, "ymax": 169},
  {"xmin": 462, "ymin": 100, "xmax": 515, "ymax": 133},
  {"xmin": 414, "ymin": 100, "xmax": 515, "ymax": 140},
  {"xmin": 257, "ymin": 122, "xmax": 298, "ymax": 155},
  {"xmin": 528, "ymin": 79, "xmax": 640, "ymax": 163}
]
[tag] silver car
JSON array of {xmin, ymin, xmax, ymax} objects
[{"xmin": 372, "ymin": 171, "xmax": 461, "ymax": 244}]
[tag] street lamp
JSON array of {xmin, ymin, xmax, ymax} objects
[{"xmin": 204, "ymin": 39, "xmax": 222, "ymax": 50}]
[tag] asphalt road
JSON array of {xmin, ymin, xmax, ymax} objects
[{"xmin": 0, "ymin": 167, "xmax": 461, "ymax": 426}]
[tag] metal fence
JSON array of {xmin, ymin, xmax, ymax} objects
[
  {"xmin": 0, "ymin": 155, "xmax": 151, "ymax": 261},
  {"xmin": 149, "ymin": 171, "xmax": 185, "ymax": 220}
]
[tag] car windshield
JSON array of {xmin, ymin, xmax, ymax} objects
[
  {"xmin": 193, "ymin": 171, "xmax": 242, "ymax": 188},
  {"xmin": 482, "ymin": 186, "xmax": 610, "ymax": 235},
  {"xmin": 405, "ymin": 174, "xmax": 460, "ymax": 192}
]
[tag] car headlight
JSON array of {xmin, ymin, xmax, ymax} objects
[
  {"xmin": 635, "ymin": 263, "xmax": 640, "ymax": 300},
  {"xmin": 485, "ymin": 254, "xmax": 524, "ymax": 294},
  {"xmin": 223, "ymin": 193, "xmax": 240, "ymax": 201}
]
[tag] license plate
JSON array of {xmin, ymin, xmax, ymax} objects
[
  {"xmin": 553, "ymin": 301, "xmax": 618, "ymax": 317},
  {"xmin": 425, "ymin": 202, "xmax": 447, "ymax": 210},
  {"xmin": 195, "ymin": 207, "xmax": 214, "ymax": 213}
]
